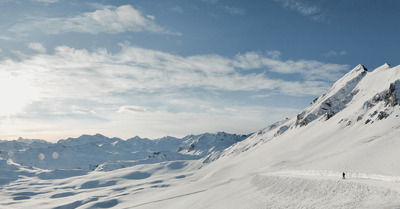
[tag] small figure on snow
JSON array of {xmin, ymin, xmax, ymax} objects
[{"xmin": 342, "ymin": 172, "xmax": 345, "ymax": 179}]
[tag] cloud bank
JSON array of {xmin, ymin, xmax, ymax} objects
[
  {"xmin": 10, "ymin": 5, "xmax": 180, "ymax": 35},
  {"xmin": 0, "ymin": 44, "xmax": 348, "ymax": 140},
  {"xmin": 1, "ymin": 43, "xmax": 349, "ymax": 105}
]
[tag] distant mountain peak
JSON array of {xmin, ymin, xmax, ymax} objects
[
  {"xmin": 3, "ymin": 132, "xmax": 248, "ymax": 171},
  {"xmin": 374, "ymin": 63, "xmax": 391, "ymax": 72},
  {"xmin": 354, "ymin": 64, "xmax": 368, "ymax": 72}
]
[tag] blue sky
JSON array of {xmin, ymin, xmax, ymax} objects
[{"xmin": 0, "ymin": 0, "xmax": 399, "ymax": 141}]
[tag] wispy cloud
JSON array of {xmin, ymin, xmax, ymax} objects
[
  {"xmin": 266, "ymin": 50, "xmax": 281, "ymax": 59},
  {"xmin": 28, "ymin": 42, "xmax": 47, "ymax": 53},
  {"xmin": 10, "ymin": 5, "xmax": 181, "ymax": 35},
  {"xmin": 202, "ymin": 0, "xmax": 218, "ymax": 4},
  {"xmin": 170, "ymin": 6, "xmax": 183, "ymax": 14},
  {"xmin": 32, "ymin": 0, "xmax": 58, "ymax": 3},
  {"xmin": 4, "ymin": 43, "xmax": 348, "ymax": 99},
  {"xmin": 117, "ymin": 106, "xmax": 149, "ymax": 114},
  {"xmin": 0, "ymin": 44, "xmax": 349, "ymax": 118},
  {"xmin": 322, "ymin": 50, "xmax": 348, "ymax": 58},
  {"xmin": 0, "ymin": 44, "xmax": 348, "ymax": 140},
  {"xmin": 274, "ymin": 0, "xmax": 328, "ymax": 22},
  {"xmin": 0, "ymin": 36, "xmax": 11, "ymax": 40},
  {"xmin": 201, "ymin": 0, "xmax": 245, "ymax": 16},
  {"xmin": 233, "ymin": 51, "xmax": 347, "ymax": 82},
  {"xmin": 222, "ymin": 6, "xmax": 245, "ymax": 15}
]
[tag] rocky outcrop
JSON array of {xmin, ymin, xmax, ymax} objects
[
  {"xmin": 367, "ymin": 80, "xmax": 400, "ymax": 108},
  {"xmin": 295, "ymin": 64, "xmax": 367, "ymax": 127},
  {"xmin": 388, "ymin": 80, "xmax": 400, "ymax": 106}
]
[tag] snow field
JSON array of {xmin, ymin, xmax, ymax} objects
[
  {"xmin": 0, "ymin": 160, "xmax": 202, "ymax": 209},
  {"xmin": 251, "ymin": 173, "xmax": 400, "ymax": 209}
]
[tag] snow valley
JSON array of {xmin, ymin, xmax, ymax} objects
[{"xmin": 2, "ymin": 63, "xmax": 400, "ymax": 208}]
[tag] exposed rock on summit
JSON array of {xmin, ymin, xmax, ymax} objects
[{"xmin": 295, "ymin": 64, "xmax": 368, "ymax": 127}]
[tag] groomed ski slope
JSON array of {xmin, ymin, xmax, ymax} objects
[{"xmin": 1, "ymin": 162, "xmax": 400, "ymax": 209}]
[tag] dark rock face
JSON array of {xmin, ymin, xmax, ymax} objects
[
  {"xmin": 368, "ymin": 80, "xmax": 400, "ymax": 107},
  {"xmin": 387, "ymin": 80, "xmax": 400, "ymax": 106},
  {"xmin": 377, "ymin": 111, "xmax": 389, "ymax": 120},
  {"xmin": 325, "ymin": 111, "xmax": 334, "ymax": 120},
  {"xmin": 295, "ymin": 113, "xmax": 317, "ymax": 127},
  {"xmin": 274, "ymin": 125, "xmax": 289, "ymax": 137}
]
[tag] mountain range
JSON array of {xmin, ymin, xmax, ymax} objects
[{"xmin": 1, "ymin": 132, "xmax": 248, "ymax": 171}]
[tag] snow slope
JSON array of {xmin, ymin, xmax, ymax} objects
[{"xmin": 1, "ymin": 64, "xmax": 400, "ymax": 208}]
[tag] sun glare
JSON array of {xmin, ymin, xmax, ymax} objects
[{"xmin": 0, "ymin": 74, "xmax": 38, "ymax": 116}]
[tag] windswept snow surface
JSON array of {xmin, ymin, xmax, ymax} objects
[{"xmin": 2, "ymin": 64, "xmax": 400, "ymax": 208}]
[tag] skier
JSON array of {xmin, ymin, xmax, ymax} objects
[{"xmin": 342, "ymin": 172, "xmax": 345, "ymax": 179}]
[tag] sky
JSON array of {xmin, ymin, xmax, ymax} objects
[{"xmin": 0, "ymin": 0, "xmax": 399, "ymax": 141}]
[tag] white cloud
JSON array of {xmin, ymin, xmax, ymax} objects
[
  {"xmin": 322, "ymin": 50, "xmax": 348, "ymax": 58},
  {"xmin": 223, "ymin": 6, "xmax": 245, "ymax": 15},
  {"xmin": 117, "ymin": 106, "xmax": 149, "ymax": 114},
  {"xmin": 10, "ymin": 5, "xmax": 180, "ymax": 36},
  {"xmin": 202, "ymin": 0, "xmax": 219, "ymax": 4},
  {"xmin": 170, "ymin": 6, "xmax": 183, "ymax": 14},
  {"xmin": 0, "ymin": 36, "xmax": 11, "ymax": 40},
  {"xmin": 274, "ymin": 0, "xmax": 328, "ymax": 22},
  {"xmin": 146, "ymin": 15, "xmax": 155, "ymax": 20},
  {"xmin": 266, "ymin": 50, "xmax": 281, "ymax": 59},
  {"xmin": 0, "ymin": 70, "xmax": 39, "ymax": 116},
  {"xmin": 33, "ymin": 0, "xmax": 58, "ymax": 3},
  {"xmin": 5, "ymin": 44, "xmax": 347, "ymax": 99},
  {"xmin": 0, "ymin": 45, "xmax": 349, "ymax": 140},
  {"xmin": 275, "ymin": 0, "xmax": 319, "ymax": 15},
  {"xmin": 11, "ymin": 50, "xmax": 28, "ymax": 59},
  {"xmin": 28, "ymin": 42, "xmax": 47, "ymax": 53},
  {"xmin": 233, "ymin": 52, "xmax": 347, "ymax": 82}
]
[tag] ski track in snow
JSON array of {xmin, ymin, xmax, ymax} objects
[
  {"xmin": 2, "ymin": 168, "xmax": 400, "ymax": 209},
  {"xmin": 250, "ymin": 170, "xmax": 400, "ymax": 209},
  {"xmin": 268, "ymin": 170, "xmax": 400, "ymax": 183}
]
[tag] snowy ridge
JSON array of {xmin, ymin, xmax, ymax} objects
[
  {"xmin": 295, "ymin": 64, "xmax": 368, "ymax": 126},
  {"xmin": 215, "ymin": 63, "xmax": 400, "ymax": 175},
  {"xmin": 223, "ymin": 64, "xmax": 400, "ymax": 158}
]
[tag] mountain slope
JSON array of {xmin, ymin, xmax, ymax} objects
[
  {"xmin": 152, "ymin": 63, "xmax": 400, "ymax": 208},
  {"xmin": 213, "ymin": 63, "xmax": 400, "ymax": 175}
]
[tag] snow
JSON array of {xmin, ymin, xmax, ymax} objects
[{"xmin": 1, "ymin": 64, "xmax": 400, "ymax": 208}]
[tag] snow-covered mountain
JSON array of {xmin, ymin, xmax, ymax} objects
[
  {"xmin": 1, "ymin": 132, "xmax": 248, "ymax": 171},
  {"xmin": 1, "ymin": 63, "xmax": 400, "ymax": 208},
  {"xmin": 212, "ymin": 63, "xmax": 400, "ymax": 174}
]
